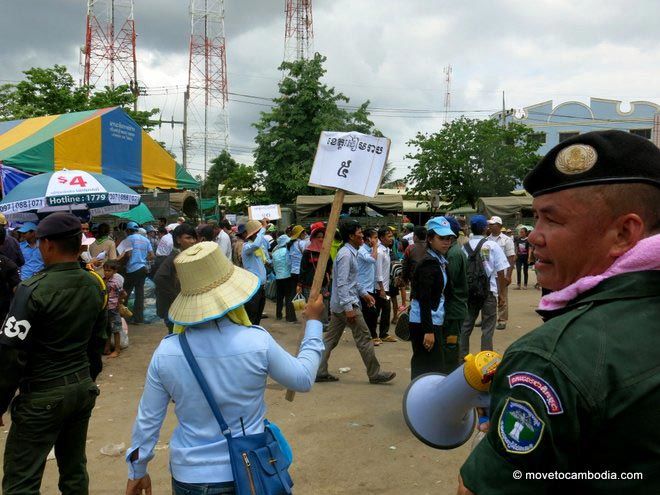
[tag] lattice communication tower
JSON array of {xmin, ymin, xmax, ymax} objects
[
  {"xmin": 82, "ymin": 0, "xmax": 138, "ymax": 98},
  {"xmin": 443, "ymin": 65, "xmax": 452, "ymax": 124},
  {"xmin": 284, "ymin": 0, "xmax": 314, "ymax": 61},
  {"xmin": 185, "ymin": 0, "xmax": 230, "ymax": 177}
]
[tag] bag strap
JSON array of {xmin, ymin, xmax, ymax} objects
[
  {"xmin": 465, "ymin": 238, "xmax": 488, "ymax": 259},
  {"xmin": 179, "ymin": 332, "xmax": 231, "ymax": 437}
]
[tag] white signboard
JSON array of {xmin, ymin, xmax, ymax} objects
[
  {"xmin": 248, "ymin": 204, "xmax": 281, "ymax": 221},
  {"xmin": 309, "ymin": 131, "xmax": 390, "ymax": 198}
]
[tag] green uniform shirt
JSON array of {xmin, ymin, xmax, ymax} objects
[
  {"xmin": 461, "ymin": 271, "xmax": 660, "ymax": 494},
  {"xmin": 444, "ymin": 241, "xmax": 468, "ymax": 321},
  {"xmin": 0, "ymin": 262, "xmax": 106, "ymax": 414}
]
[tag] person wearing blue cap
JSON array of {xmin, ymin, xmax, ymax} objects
[
  {"xmin": 407, "ymin": 216, "xmax": 455, "ymax": 379},
  {"xmin": 17, "ymin": 222, "xmax": 44, "ymax": 281},
  {"xmin": 459, "ymin": 215, "xmax": 509, "ymax": 361},
  {"xmin": 441, "ymin": 216, "xmax": 468, "ymax": 374},
  {"xmin": 119, "ymin": 221, "xmax": 154, "ymax": 324}
]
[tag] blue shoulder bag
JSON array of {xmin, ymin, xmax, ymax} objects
[{"xmin": 179, "ymin": 332, "xmax": 294, "ymax": 495}]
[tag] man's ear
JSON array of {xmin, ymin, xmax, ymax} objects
[{"xmin": 608, "ymin": 213, "xmax": 645, "ymax": 258}]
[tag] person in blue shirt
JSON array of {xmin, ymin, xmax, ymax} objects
[
  {"xmin": 271, "ymin": 234, "xmax": 297, "ymax": 322},
  {"xmin": 357, "ymin": 228, "xmax": 379, "ymax": 342},
  {"xmin": 408, "ymin": 216, "xmax": 455, "ymax": 380},
  {"xmin": 241, "ymin": 219, "xmax": 269, "ymax": 325},
  {"xmin": 124, "ymin": 242, "xmax": 325, "ymax": 495},
  {"xmin": 315, "ymin": 221, "xmax": 396, "ymax": 385},
  {"xmin": 119, "ymin": 221, "xmax": 154, "ymax": 324},
  {"xmin": 17, "ymin": 222, "xmax": 44, "ymax": 280}
]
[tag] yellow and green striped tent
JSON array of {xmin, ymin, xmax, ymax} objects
[{"xmin": 0, "ymin": 107, "xmax": 198, "ymax": 190}]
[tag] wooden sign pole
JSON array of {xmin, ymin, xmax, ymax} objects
[{"xmin": 285, "ymin": 189, "xmax": 345, "ymax": 402}]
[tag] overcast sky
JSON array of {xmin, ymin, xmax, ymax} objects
[{"xmin": 2, "ymin": 0, "xmax": 660, "ymax": 179}]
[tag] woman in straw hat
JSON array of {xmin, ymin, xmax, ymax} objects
[{"xmin": 125, "ymin": 242, "xmax": 325, "ymax": 495}]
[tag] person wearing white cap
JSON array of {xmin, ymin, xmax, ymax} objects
[
  {"xmin": 125, "ymin": 242, "xmax": 326, "ymax": 494},
  {"xmin": 487, "ymin": 216, "xmax": 515, "ymax": 330}
]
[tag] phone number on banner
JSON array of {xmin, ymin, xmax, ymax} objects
[
  {"xmin": 0, "ymin": 198, "xmax": 46, "ymax": 214},
  {"xmin": 47, "ymin": 194, "xmax": 108, "ymax": 206}
]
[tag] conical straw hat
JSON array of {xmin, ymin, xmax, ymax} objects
[{"xmin": 168, "ymin": 241, "xmax": 259, "ymax": 325}]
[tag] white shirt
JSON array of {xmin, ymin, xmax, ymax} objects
[
  {"xmin": 375, "ymin": 241, "xmax": 391, "ymax": 292},
  {"xmin": 215, "ymin": 230, "xmax": 232, "ymax": 260},
  {"xmin": 156, "ymin": 233, "xmax": 174, "ymax": 256},
  {"xmin": 463, "ymin": 236, "xmax": 509, "ymax": 295},
  {"xmin": 488, "ymin": 232, "xmax": 515, "ymax": 258},
  {"xmin": 403, "ymin": 232, "xmax": 414, "ymax": 243}
]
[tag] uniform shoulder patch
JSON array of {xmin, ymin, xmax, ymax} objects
[
  {"xmin": 508, "ymin": 371, "xmax": 563, "ymax": 415},
  {"xmin": 498, "ymin": 398, "xmax": 545, "ymax": 455}
]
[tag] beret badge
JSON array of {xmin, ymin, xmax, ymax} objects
[{"xmin": 555, "ymin": 144, "xmax": 598, "ymax": 175}]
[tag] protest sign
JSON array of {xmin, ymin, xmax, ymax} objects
[
  {"xmin": 309, "ymin": 131, "xmax": 390, "ymax": 197},
  {"xmin": 248, "ymin": 204, "xmax": 281, "ymax": 221},
  {"xmin": 286, "ymin": 131, "xmax": 390, "ymax": 402}
]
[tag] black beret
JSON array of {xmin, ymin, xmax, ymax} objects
[
  {"xmin": 523, "ymin": 130, "xmax": 660, "ymax": 197},
  {"xmin": 36, "ymin": 212, "xmax": 82, "ymax": 240}
]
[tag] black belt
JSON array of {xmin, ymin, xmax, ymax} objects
[{"xmin": 20, "ymin": 370, "xmax": 91, "ymax": 393}]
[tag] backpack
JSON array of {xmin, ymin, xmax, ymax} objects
[
  {"xmin": 464, "ymin": 238, "xmax": 490, "ymax": 302},
  {"xmin": 390, "ymin": 260, "xmax": 404, "ymax": 288}
]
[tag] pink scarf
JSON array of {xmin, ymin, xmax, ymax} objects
[{"xmin": 539, "ymin": 233, "xmax": 660, "ymax": 311}]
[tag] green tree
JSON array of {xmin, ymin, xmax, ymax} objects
[
  {"xmin": 87, "ymin": 84, "xmax": 158, "ymax": 131},
  {"xmin": 219, "ymin": 164, "xmax": 260, "ymax": 212},
  {"xmin": 0, "ymin": 66, "xmax": 88, "ymax": 119},
  {"xmin": 253, "ymin": 53, "xmax": 378, "ymax": 204},
  {"xmin": 405, "ymin": 117, "xmax": 542, "ymax": 208},
  {"xmin": 0, "ymin": 65, "xmax": 158, "ymax": 130},
  {"xmin": 202, "ymin": 149, "xmax": 240, "ymax": 197}
]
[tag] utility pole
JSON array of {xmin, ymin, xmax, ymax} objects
[
  {"xmin": 183, "ymin": 88, "xmax": 189, "ymax": 170},
  {"xmin": 502, "ymin": 90, "xmax": 506, "ymax": 128}
]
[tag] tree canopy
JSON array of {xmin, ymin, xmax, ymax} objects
[
  {"xmin": 0, "ymin": 65, "xmax": 158, "ymax": 131},
  {"xmin": 405, "ymin": 117, "xmax": 542, "ymax": 208},
  {"xmin": 253, "ymin": 53, "xmax": 379, "ymax": 204}
]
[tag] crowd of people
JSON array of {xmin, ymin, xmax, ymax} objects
[{"xmin": 0, "ymin": 129, "xmax": 658, "ymax": 494}]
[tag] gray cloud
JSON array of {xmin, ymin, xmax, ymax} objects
[{"xmin": 3, "ymin": 0, "xmax": 660, "ymax": 179}]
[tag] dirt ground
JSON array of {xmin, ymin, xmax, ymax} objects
[{"xmin": 0, "ymin": 275, "xmax": 545, "ymax": 494}]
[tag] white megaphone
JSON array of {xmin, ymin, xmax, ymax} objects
[{"xmin": 403, "ymin": 351, "xmax": 502, "ymax": 449}]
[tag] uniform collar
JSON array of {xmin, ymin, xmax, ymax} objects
[
  {"xmin": 43, "ymin": 261, "xmax": 83, "ymax": 272},
  {"xmin": 537, "ymin": 271, "xmax": 660, "ymax": 320}
]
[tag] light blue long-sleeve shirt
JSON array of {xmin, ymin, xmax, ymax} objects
[
  {"xmin": 357, "ymin": 244, "xmax": 377, "ymax": 294},
  {"xmin": 409, "ymin": 249, "xmax": 448, "ymax": 326},
  {"xmin": 19, "ymin": 241, "xmax": 44, "ymax": 280},
  {"xmin": 126, "ymin": 317, "xmax": 324, "ymax": 483},
  {"xmin": 289, "ymin": 239, "xmax": 304, "ymax": 275},
  {"xmin": 330, "ymin": 244, "xmax": 368, "ymax": 314},
  {"xmin": 271, "ymin": 247, "xmax": 291, "ymax": 280},
  {"xmin": 242, "ymin": 227, "xmax": 267, "ymax": 284}
]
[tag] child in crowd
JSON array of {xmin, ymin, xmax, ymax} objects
[{"xmin": 103, "ymin": 260, "xmax": 126, "ymax": 357}]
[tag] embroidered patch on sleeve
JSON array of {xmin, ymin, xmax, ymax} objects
[
  {"xmin": 498, "ymin": 398, "xmax": 545, "ymax": 454},
  {"xmin": 507, "ymin": 371, "xmax": 564, "ymax": 415}
]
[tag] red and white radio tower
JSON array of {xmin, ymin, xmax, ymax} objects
[
  {"xmin": 82, "ymin": 0, "xmax": 138, "ymax": 102},
  {"xmin": 284, "ymin": 0, "xmax": 313, "ymax": 62},
  {"xmin": 184, "ymin": 0, "xmax": 229, "ymax": 177}
]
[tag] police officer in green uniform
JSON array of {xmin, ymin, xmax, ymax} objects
[
  {"xmin": 458, "ymin": 130, "xmax": 660, "ymax": 494},
  {"xmin": 442, "ymin": 216, "xmax": 468, "ymax": 374},
  {"xmin": 0, "ymin": 212, "xmax": 107, "ymax": 495}
]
